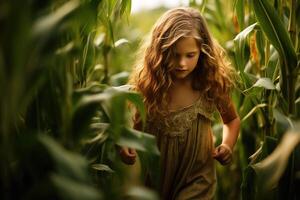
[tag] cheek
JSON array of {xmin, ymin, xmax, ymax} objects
[{"xmin": 190, "ymin": 57, "xmax": 199, "ymax": 68}]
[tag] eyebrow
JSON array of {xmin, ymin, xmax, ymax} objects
[{"xmin": 175, "ymin": 51, "xmax": 199, "ymax": 55}]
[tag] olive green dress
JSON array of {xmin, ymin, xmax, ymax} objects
[{"xmin": 144, "ymin": 94, "xmax": 237, "ymax": 200}]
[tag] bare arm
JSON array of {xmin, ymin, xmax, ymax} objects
[
  {"xmin": 213, "ymin": 116, "xmax": 240, "ymax": 165},
  {"xmin": 222, "ymin": 116, "xmax": 240, "ymax": 150}
]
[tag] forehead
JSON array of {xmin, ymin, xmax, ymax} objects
[{"xmin": 174, "ymin": 37, "xmax": 199, "ymax": 53}]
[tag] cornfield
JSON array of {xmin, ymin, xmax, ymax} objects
[{"xmin": 0, "ymin": 0, "xmax": 299, "ymax": 199}]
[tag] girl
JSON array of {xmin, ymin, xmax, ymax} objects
[{"xmin": 120, "ymin": 7, "xmax": 240, "ymax": 200}]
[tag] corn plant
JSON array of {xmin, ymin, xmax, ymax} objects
[
  {"xmin": 0, "ymin": 0, "xmax": 159, "ymax": 199},
  {"xmin": 190, "ymin": 0, "xmax": 300, "ymax": 199},
  {"xmin": 232, "ymin": 0, "xmax": 299, "ymax": 199}
]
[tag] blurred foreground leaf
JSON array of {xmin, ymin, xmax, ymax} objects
[
  {"xmin": 251, "ymin": 127, "xmax": 300, "ymax": 199},
  {"xmin": 51, "ymin": 174, "xmax": 101, "ymax": 200}
]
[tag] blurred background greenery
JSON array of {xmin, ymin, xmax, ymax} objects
[{"xmin": 0, "ymin": 0, "xmax": 299, "ymax": 199}]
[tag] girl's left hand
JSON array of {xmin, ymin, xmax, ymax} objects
[{"xmin": 212, "ymin": 143, "xmax": 233, "ymax": 165}]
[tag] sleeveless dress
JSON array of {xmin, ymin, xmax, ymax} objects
[{"xmin": 144, "ymin": 94, "xmax": 237, "ymax": 200}]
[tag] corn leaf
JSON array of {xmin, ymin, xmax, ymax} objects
[
  {"xmin": 51, "ymin": 174, "xmax": 102, "ymax": 200},
  {"xmin": 252, "ymin": 0, "xmax": 297, "ymax": 72},
  {"xmin": 252, "ymin": 129, "xmax": 300, "ymax": 197},
  {"xmin": 234, "ymin": 0, "xmax": 245, "ymax": 30},
  {"xmin": 125, "ymin": 186, "xmax": 159, "ymax": 200},
  {"xmin": 116, "ymin": 127, "xmax": 160, "ymax": 155},
  {"xmin": 252, "ymin": 0, "xmax": 297, "ymax": 108},
  {"xmin": 252, "ymin": 77, "xmax": 276, "ymax": 90},
  {"xmin": 32, "ymin": 0, "xmax": 80, "ymax": 37},
  {"xmin": 234, "ymin": 23, "xmax": 258, "ymax": 71},
  {"xmin": 39, "ymin": 134, "xmax": 90, "ymax": 182}
]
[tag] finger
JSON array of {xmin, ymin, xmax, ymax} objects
[
  {"xmin": 212, "ymin": 148, "xmax": 218, "ymax": 157},
  {"xmin": 119, "ymin": 147, "xmax": 137, "ymax": 165},
  {"xmin": 220, "ymin": 144, "xmax": 233, "ymax": 154},
  {"xmin": 120, "ymin": 147, "xmax": 135, "ymax": 157},
  {"xmin": 213, "ymin": 149, "xmax": 224, "ymax": 159},
  {"xmin": 123, "ymin": 157, "xmax": 136, "ymax": 165},
  {"xmin": 222, "ymin": 155, "xmax": 233, "ymax": 165},
  {"xmin": 121, "ymin": 153, "xmax": 136, "ymax": 165},
  {"xmin": 214, "ymin": 153, "xmax": 231, "ymax": 165},
  {"xmin": 119, "ymin": 147, "xmax": 128, "ymax": 155},
  {"xmin": 215, "ymin": 147, "xmax": 226, "ymax": 157},
  {"xmin": 222, "ymin": 158, "xmax": 232, "ymax": 165},
  {"xmin": 214, "ymin": 145, "xmax": 230, "ymax": 159},
  {"xmin": 120, "ymin": 148, "xmax": 134, "ymax": 159},
  {"xmin": 128, "ymin": 148, "xmax": 137, "ymax": 157},
  {"xmin": 222, "ymin": 150, "xmax": 232, "ymax": 160},
  {"xmin": 224, "ymin": 152, "xmax": 232, "ymax": 160},
  {"xmin": 218, "ymin": 149, "xmax": 226, "ymax": 157}
]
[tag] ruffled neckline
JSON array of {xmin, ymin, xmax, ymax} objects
[
  {"xmin": 168, "ymin": 96, "xmax": 203, "ymax": 113},
  {"xmin": 145, "ymin": 94, "xmax": 215, "ymax": 135}
]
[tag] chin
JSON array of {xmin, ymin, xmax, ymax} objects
[
  {"xmin": 176, "ymin": 75, "xmax": 187, "ymax": 79},
  {"xmin": 174, "ymin": 74, "xmax": 189, "ymax": 80}
]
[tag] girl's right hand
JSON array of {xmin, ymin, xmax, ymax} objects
[
  {"xmin": 119, "ymin": 147, "xmax": 137, "ymax": 165},
  {"xmin": 212, "ymin": 143, "xmax": 233, "ymax": 165}
]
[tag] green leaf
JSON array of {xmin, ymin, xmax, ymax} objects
[
  {"xmin": 91, "ymin": 163, "xmax": 114, "ymax": 173},
  {"xmin": 108, "ymin": 18, "xmax": 115, "ymax": 44},
  {"xmin": 255, "ymin": 29, "xmax": 265, "ymax": 66},
  {"xmin": 252, "ymin": 0, "xmax": 297, "ymax": 104},
  {"xmin": 106, "ymin": 85, "xmax": 146, "ymax": 127},
  {"xmin": 82, "ymin": 123, "xmax": 110, "ymax": 144},
  {"xmin": 110, "ymin": 71, "xmax": 130, "ymax": 86},
  {"xmin": 234, "ymin": 23, "xmax": 258, "ymax": 70},
  {"xmin": 51, "ymin": 174, "xmax": 102, "ymax": 200},
  {"xmin": 273, "ymin": 109, "xmax": 293, "ymax": 131},
  {"xmin": 266, "ymin": 49, "xmax": 279, "ymax": 79},
  {"xmin": 249, "ymin": 144, "xmax": 263, "ymax": 165},
  {"xmin": 32, "ymin": 0, "xmax": 80, "ymax": 37},
  {"xmin": 260, "ymin": 136, "xmax": 278, "ymax": 161},
  {"xmin": 214, "ymin": 0, "xmax": 226, "ymax": 28},
  {"xmin": 38, "ymin": 134, "xmax": 90, "ymax": 182},
  {"xmin": 242, "ymin": 77, "xmax": 276, "ymax": 96},
  {"xmin": 116, "ymin": 127, "xmax": 160, "ymax": 155},
  {"xmin": 89, "ymin": 122, "xmax": 110, "ymax": 131},
  {"xmin": 72, "ymin": 92, "xmax": 108, "ymax": 139},
  {"xmin": 252, "ymin": 77, "xmax": 276, "ymax": 90},
  {"xmin": 114, "ymin": 38, "xmax": 129, "ymax": 47},
  {"xmin": 239, "ymin": 70, "xmax": 257, "ymax": 90},
  {"xmin": 198, "ymin": 0, "xmax": 207, "ymax": 14},
  {"xmin": 252, "ymin": 0, "xmax": 297, "ymax": 72},
  {"xmin": 276, "ymin": 92, "xmax": 289, "ymax": 114},
  {"xmin": 241, "ymin": 103, "xmax": 268, "ymax": 122},
  {"xmin": 93, "ymin": 33, "xmax": 105, "ymax": 47},
  {"xmin": 74, "ymin": 83, "xmax": 107, "ymax": 95},
  {"xmin": 73, "ymin": 86, "xmax": 146, "ymax": 141},
  {"xmin": 125, "ymin": 186, "xmax": 159, "ymax": 200},
  {"xmin": 241, "ymin": 166, "xmax": 257, "ymax": 200},
  {"xmin": 234, "ymin": 0, "xmax": 245, "ymax": 30},
  {"xmin": 55, "ymin": 42, "xmax": 75, "ymax": 55},
  {"xmin": 252, "ymin": 130, "xmax": 300, "ymax": 197},
  {"xmin": 116, "ymin": 127, "xmax": 161, "ymax": 189},
  {"xmin": 120, "ymin": 0, "xmax": 132, "ymax": 17}
]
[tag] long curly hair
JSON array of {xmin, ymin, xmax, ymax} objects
[{"xmin": 129, "ymin": 7, "xmax": 236, "ymax": 121}]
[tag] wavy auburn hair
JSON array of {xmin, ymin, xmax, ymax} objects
[{"xmin": 129, "ymin": 7, "xmax": 236, "ymax": 120}]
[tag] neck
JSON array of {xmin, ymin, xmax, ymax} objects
[{"xmin": 172, "ymin": 76, "xmax": 193, "ymax": 88}]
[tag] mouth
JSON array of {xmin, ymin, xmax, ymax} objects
[{"xmin": 175, "ymin": 69, "xmax": 188, "ymax": 72}]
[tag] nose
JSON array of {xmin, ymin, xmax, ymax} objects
[{"xmin": 178, "ymin": 57, "xmax": 187, "ymax": 68}]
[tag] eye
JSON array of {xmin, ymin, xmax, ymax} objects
[{"xmin": 187, "ymin": 53, "xmax": 196, "ymax": 58}]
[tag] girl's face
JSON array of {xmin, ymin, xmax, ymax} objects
[{"xmin": 171, "ymin": 37, "xmax": 200, "ymax": 81}]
